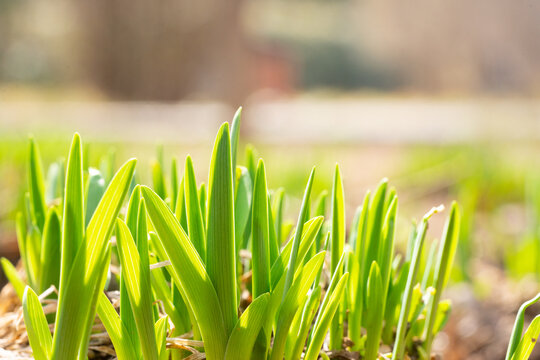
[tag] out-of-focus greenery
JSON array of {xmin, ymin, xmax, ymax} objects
[{"xmin": 2, "ymin": 137, "xmax": 540, "ymax": 287}]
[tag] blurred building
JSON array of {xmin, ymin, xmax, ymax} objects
[{"xmin": 1, "ymin": 0, "xmax": 540, "ymax": 101}]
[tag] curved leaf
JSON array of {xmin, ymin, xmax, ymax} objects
[
  {"xmin": 224, "ymin": 293, "xmax": 270, "ymax": 360},
  {"xmin": 141, "ymin": 186, "xmax": 228, "ymax": 360}
]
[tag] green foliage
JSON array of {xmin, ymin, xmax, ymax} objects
[{"xmin": 8, "ymin": 116, "xmax": 464, "ymax": 360}]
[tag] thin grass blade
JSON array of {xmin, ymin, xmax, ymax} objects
[
  {"xmin": 28, "ymin": 137, "xmax": 47, "ymax": 231},
  {"xmin": 116, "ymin": 218, "xmax": 159, "ymax": 360},
  {"xmin": 1, "ymin": 258, "xmax": 26, "ymax": 299},
  {"xmin": 52, "ymin": 159, "xmax": 136, "ymax": 359},
  {"xmin": 224, "ymin": 293, "xmax": 270, "ymax": 360},
  {"xmin": 141, "ymin": 186, "xmax": 228, "ymax": 359},
  {"xmin": 22, "ymin": 287, "xmax": 52, "ymax": 360},
  {"xmin": 304, "ymin": 273, "xmax": 349, "ymax": 360},
  {"xmin": 252, "ymin": 159, "xmax": 271, "ymax": 297},
  {"xmin": 206, "ymin": 122, "xmax": 237, "ymax": 336},
  {"xmin": 185, "ymin": 155, "xmax": 206, "ymax": 259},
  {"xmin": 40, "ymin": 208, "xmax": 61, "ymax": 293}
]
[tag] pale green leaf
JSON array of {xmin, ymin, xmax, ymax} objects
[
  {"xmin": 224, "ymin": 293, "xmax": 270, "ymax": 360},
  {"xmin": 23, "ymin": 286, "xmax": 52, "ymax": 360},
  {"xmin": 206, "ymin": 122, "xmax": 237, "ymax": 336}
]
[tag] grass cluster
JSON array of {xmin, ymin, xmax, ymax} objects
[{"xmin": 2, "ymin": 109, "xmax": 535, "ymax": 359}]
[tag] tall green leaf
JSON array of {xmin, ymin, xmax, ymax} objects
[
  {"xmin": 423, "ymin": 202, "xmax": 460, "ymax": 356},
  {"xmin": 393, "ymin": 205, "xmax": 443, "ymax": 360},
  {"xmin": 304, "ymin": 273, "xmax": 349, "ymax": 360},
  {"xmin": 282, "ymin": 167, "xmax": 315, "ymax": 299},
  {"xmin": 185, "ymin": 155, "xmax": 206, "ymax": 259},
  {"xmin": 206, "ymin": 122, "xmax": 237, "ymax": 336},
  {"xmin": 230, "ymin": 106, "xmax": 242, "ymax": 180},
  {"xmin": 511, "ymin": 315, "xmax": 540, "ymax": 360},
  {"xmin": 224, "ymin": 293, "xmax": 270, "ymax": 360},
  {"xmin": 364, "ymin": 261, "xmax": 383, "ymax": 360},
  {"xmin": 270, "ymin": 252, "xmax": 326, "ymax": 360},
  {"xmin": 28, "ymin": 137, "xmax": 47, "ymax": 231},
  {"xmin": 252, "ymin": 159, "xmax": 271, "ymax": 298},
  {"xmin": 170, "ymin": 157, "xmax": 179, "ymax": 209},
  {"xmin": 96, "ymin": 292, "xmax": 141, "ymax": 360},
  {"xmin": 60, "ymin": 133, "xmax": 85, "ymax": 292},
  {"xmin": 348, "ymin": 191, "xmax": 370, "ymax": 347},
  {"xmin": 330, "ymin": 164, "xmax": 345, "ymax": 350},
  {"xmin": 40, "ymin": 208, "xmax": 61, "ymax": 293},
  {"xmin": 1, "ymin": 258, "xmax": 26, "ymax": 299},
  {"xmin": 52, "ymin": 159, "xmax": 136, "ymax": 359},
  {"xmin": 116, "ymin": 218, "xmax": 159, "ymax": 360},
  {"xmin": 141, "ymin": 186, "xmax": 228, "ymax": 360},
  {"xmin": 506, "ymin": 293, "xmax": 540, "ymax": 360},
  {"xmin": 23, "ymin": 287, "xmax": 52, "ymax": 360},
  {"xmin": 286, "ymin": 286, "xmax": 322, "ymax": 360}
]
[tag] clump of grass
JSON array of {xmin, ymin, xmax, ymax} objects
[
  {"xmin": 2, "ymin": 108, "xmax": 462, "ymax": 360},
  {"xmin": 505, "ymin": 293, "xmax": 540, "ymax": 360}
]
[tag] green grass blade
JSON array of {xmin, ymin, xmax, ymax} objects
[
  {"xmin": 272, "ymin": 188, "xmax": 286, "ymax": 247},
  {"xmin": 364, "ymin": 179, "xmax": 387, "ymax": 285},
  {"xmin": 170, "ymin": 157, "xmax": 179, "ymax": 210},
  {"xmin": 15, "ymin": 211, "xmax": 29, "ymax": 276},
  {"xmin": 304, "ymin": 273, "xmax": 349, "ymax": 360},
  {"xmin": 282, "ymin": 167, "xmax": 315, "ymax": 299},
  {"xmin": 392, "ymin": 205, "xmax": 443, "ymax": 360},
  {"xmin": 28, "ymin": 137, "xmax": 47, "ymax": 231},
  {"xmin": 52, "ymin": 159, "xmax": 136, "ymax": 359},
  {"xmin": 85, "ymin": 168, "xmax": 106, "ymax": 226},
  {"xmin": 287, "ymin": 286, "xmax": 322, "ymax": 360},
  {"xmin": 23, "ymin": 287, "xmax": 52, "ymax": 360},
  {"xmin": 268, "ymin": 195, "xmax": 279, "ymax": 265},
  {"xmin": 506, "ymin": 293, "xmax": 540, "ymax": 360},
  {"xmin": 155, "ymin": 316, "xmax": 169, "ymax": 360},
  {"xmin": 141, "ymin": 186, "xmax": 228, "ymax": 359},
  {"xmin": 224, "ymin": 293, "xmax": 270, "ymax": 360},
  {"xmin": 311, "ymin": 250, "xmax": 347, "ymax": 345},
  {"xmin": 252, "ymin": 159, "xmax": 271, "ymax": 297},
  {"xmin": 511, "ymin": 315, "xmax": 540, "ymax": 360},
  {"xmin": 206, "ymin": 122, "xmax": 238, "ymax": 336},
  {"xmin": 348, "ymin": 191, "xmax": 370, "ymax": 347},
  {"xmin": 96, "ymin": 292, "xmax": 141, "ymax": 360},
  {"xmin": 175, "ymin": 175, "xmax": 188, "ymax": 231},
  {"xmin": 270, "ymin": 216, "xmax": 324, "ymax": 288},
  {"xmin": 235, "ymin": 167, "xmax": 252, "ymax": 252},
  {"xmin": 330, "ymin": 164, "xmax": 345, "ymax": 350},
  {"xmin": 116, "ymin": 218, "xmax": 159, "ymax": 360},
  {"xmin": 150, "ymin": 259, "xmax": 191, "ymax": 333},
  {"xmin": 313, "ymin": 190, "xmax": 328, "ymax": 250},
  {"xmin": 383, "ymin": 261, "xmax": 410, "ymax": 344},
  {"xmin": 121, "ymin": 186, "xmax": 142, "ymax": 350},
  {"xmin": 26, "ymin": 225, "xmax": 41, "ymax": 290},
  {"xmin": 423, "ymin": 202, "xmax": 460, "ymax": 355},
  {"xmin": 1, "ymin": 258, "xmax": 26, "ymax": 299},
  {"xmin": 271, "ymin": 251, "xmax": 326, "ymax": 360},
  {"xmin": 40, "ymin": 208, "xmax": 61, "ymax": 293},
  {"xmin": 185, "ymin": 155, "xmax": 206, "ymax": 259},
  {"xmin": 364, "ymin": 261, "xmax": 383, "ymax": 360},
  {"xmin": 60, "ymin": 133, "xmax": 85, "ymax": 293},
  {"xmin": 379, "ymin": 197, "xmax": 397, "ymax": 291},
  {"xmin": 230, "ymin": 106, "xmax": 242, "ymax": 181},
  {"xmin": 199, "ymin": 183, "xmax": 207, "ymax": 229}
]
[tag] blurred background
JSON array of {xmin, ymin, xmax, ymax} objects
[{"xmin": 2, "ymin": 0, "xmax": 540, "ymax": 358}]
